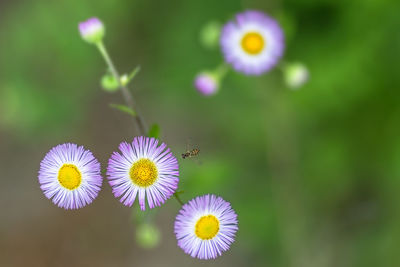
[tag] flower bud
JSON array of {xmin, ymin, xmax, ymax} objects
[
  {"xmin": 79, "ymin": 17, "xmax": 105, "ymax": 44},
  {"xmin": 284, "ymin": 63, "xmax": 309, "ymax": 89},
  {"xmin": 120, "ymin": 74, "xmax": 129, "ymax": 86},
  {"xmin": 100, "ymin": 73, "xmax": 119, "ymax": 92},
  {"xmin": 199, "ymin": 21, "xmax": 221, "ymax": 49},
  {"xmin": 194, "ymin": 72, "xmax": 219, "ymax": 96},
  {"xmin": 135, "ymin": 223, "xmax": 161, "ymax": 249}
]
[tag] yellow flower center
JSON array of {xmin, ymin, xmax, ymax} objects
[
  {"xmin": 130, "ymin": 158, "xmax": 158, "ymax": 187},
  {"xmin": 241, "ymin": 32, "xmax": 265, "ymax": 55},
  {"xmin": 195, "ymin": 215, "xmax": 220, "ymax": 240},
  {"xmin": 58, "ymin": 164, "xmax": 82, "ymax": 190}
]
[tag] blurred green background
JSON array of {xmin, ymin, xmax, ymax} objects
[{"xmin": 1, "ymin": 0, "xmax": 400, "ymax": 266}]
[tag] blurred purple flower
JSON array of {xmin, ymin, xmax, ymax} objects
[{"xmin": 220, "ymin": 10, "xmax": 285, "ymax": 75}]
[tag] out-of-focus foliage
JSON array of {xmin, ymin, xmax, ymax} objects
[
  {"xmin": 199, "ymin": 21, "xmax": 221, "ymax": 49},
  {"xmin": 135, "ymin": 223, "xmax": 161, "ymax": 249},
  {"xmin": 147, "ymin": 124, "xmax": 161, "ymax": 139},
  {"xmin": 1, "ymin": 0, "xmax": 400, "ymax": 266}
]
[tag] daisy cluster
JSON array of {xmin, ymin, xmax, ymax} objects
[
  {"xmin": 38, "ymin": 137, "xmax": 238, "ymax": 260},
  {"xmin": 37, "ymin": 16, "xmax": 241, "ymax": 261}
]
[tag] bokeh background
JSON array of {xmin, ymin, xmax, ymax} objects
[{"xmin": 1, "ymin": 0, "xmax": 400, "ymax": 266}]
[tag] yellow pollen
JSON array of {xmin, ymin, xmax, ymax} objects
[
  {"xmin": 130, "ymin": 158, "xmax": 158, "ymax": 187},
  {"xmin": 195, "ymin": 215, "xmax": 220, "ymax": 240},
  {"xmin": 241, "ymin": 32, "xmax": 265, "ymax": 55},
  {"xmin": 58, "ymin": 164, "xmax": 82, "ymax": 190}
]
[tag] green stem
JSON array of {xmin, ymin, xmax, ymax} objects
[
  {"xmin": 173, "ymin": 192, "xmax": 184, "ymax": 206},
  {"xmin": 96, "ymin": 41, "xmax": 147, "ymax": 135},
  {"xmin": 276, "ymin": 60, "xmax": 289, "ymax": 72},
  {"xmin": 214, "ymin": 62, "xmax": 230, "ymax": 80}
]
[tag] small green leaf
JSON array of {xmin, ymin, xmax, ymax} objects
[
  {"xmin": 101, "ymin": 73, "xmax": 119, "ymax": 92},
  {"xmin": 121, "ymin": 66, "xmax": 141, "ymax": 86},
  {"xmin": 147, "ymin": 124, "xmax": 160, "ymax": 139},
  {"xmin": 109, "ymin": 103, "xmax": 136, "ymax": 117},
  {"xmin": 128, "ymin": 66, "xmax": 141, "ymax": 82}
]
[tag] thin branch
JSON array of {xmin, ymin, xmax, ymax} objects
[
  {"xmin": 96, "ymin": 41, "xmax": 147, "ymax": 135},
  {"xmin": 173, "ymin": 193, "xmax": 184, "ymax": 206}
]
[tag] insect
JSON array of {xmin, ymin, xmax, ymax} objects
[{"xmin": 182, "ymin": 148, "xmax": 200, "ymax": 159}]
